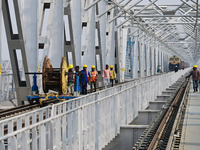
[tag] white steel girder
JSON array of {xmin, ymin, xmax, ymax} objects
[
  {"xmin": 71, "ymin": 0, "xmax": 82, "ymax": 66},
  {"xmin": 120, "ymin": 27, "xmax": 128, "ymax": 81},
  {"xmin": 133, "ymin": 33, "xmax": 139, "ymax": 78},
  {"xmin": 98, "ymin": 0, "xmax": 107, "ymax": 69},
  {"xmin": 48, "ymin": 0, "xmax": 64, "ymax": 68},
  {"xmin": 81, "ymin": 0, "xmax": 96, "ymax": 69},
  {"xmin": 0, "ymin": 0, "xmax": 1, "ymax": 65},
  {"xmin": 38, "ymin": 0, "xmax": 64, "ymax": 68},
  {"xmin": 105, "ymin": 8, "xmax": 115, "ymax": 68},
  {"xmin": 1, "ymin": 0, "xmax": 199, "ymax": 103},
  {"xmin": 22, "ymin": 0, "xmax": 38, "ymax": 72},
  {"xmin": 0, "ymin": 0, "xmax": 2, "ymax": 94}
]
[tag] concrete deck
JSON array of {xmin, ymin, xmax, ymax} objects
[{"xmin": 180, "ymin": 85, "xmax": 200, "ymax": 150}]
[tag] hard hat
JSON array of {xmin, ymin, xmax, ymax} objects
[
  {"xmin": 91, "ymin": 65, "xmax": 95, "ymax": 69},
  {"xmin": 68, "ymin": 64, "xmax": 73, "ymax": 69},
  {"xmin": 83, "ymin": 64, "xmax": 87, "ymax": 68},
  {"xmin": 193, "ymin": 65, "xmax": 197, "ymax": 68},
  {"xmin": 110, "ymin": 65, "xmax": 113, "ymax": 68}
]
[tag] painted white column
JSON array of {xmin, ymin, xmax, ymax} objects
[
  {"xmin": 0, "ymin": 0, "xmax": 2, "ymax": 95},
  {"xmin": 144, "ymin": 35, "xmax": 147, "ymax": 77},
  {"xmin": 23, "ymin": 0, "xmax": 38, "ymax": 72},
  {"xmin": 161, "ymin": 51, "xmax": 163, "ymax": 72},
  {"xmin": 118, "ymin": 27, "xmax": 123, "ymax": 81},
  {"xmin": 158, "ymin": 50, "xmax": 160, "ymax": 66},
  {"xmin": 152, "ymin": 47, "xmax": 155, "ymax": 75},
  {"xmin": 140, "ymin": 33, "xmax": 146, "ymax": 77},
  {"xmin": 149, "ymin": 45, "xmax": 153, "ymax": 76},
  {"xmin": 130, "ymin": 34, "xmax": 134, "ymax": 78},
  {"xmin": 166, "ymin": 53, "xmax": 168, "ymax": 72},
  {"xmin": 138, "ymin": 40, "xmax": 141, "ymax": 78},
  {"xmin": 159, "ymin": 50, "xmax": 162, "ymax": 66},
  {"xmin": 82, "ymin": 0, "xmax": 96, "ymax": 69},
  {"xmin": 167, "ymin": 54, "xmax": 169, "ymax": 72},
  {"xmin": 140, "ymin": 33, "xmax": 145, "ymax": 77},
  {"xmin": 98, "ymin": 0, "xmax": 107, "ymax": 69},
  {"xmin": 106, "ymin": 9, "xmax": 115, "ymax": 67},
  {"xmin": 154, "ymin": 46, "xmax": 158, "ymax": 74},
  {"xmin": 157, "ymin": 49, "xmax": 160, "ymax": 73},
  {"xmin": 147, "ymin": 38, "xmax": 150, "ymax": 76},
  {"xmin": 164, "ymin": 52, "xmax": 166, "ymax": 72},
  {"xmin": 48, "ymin": 0, "xmax": 64, "ymax": 68},
  {"xmin": 0, "ymin": 0, "xmax": 2, "ymax": 64},
  {"xmin": 133, "ymin": 35, "xmax": 139, "ymax": 78},
  {"xmin": 164, "ymin": 50, "xmax": 166, "ymax": 72},
  {"xmin": 121, "ymin": 28, "xmax": 128, "ymax": 82}
]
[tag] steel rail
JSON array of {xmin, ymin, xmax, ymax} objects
[
  {"xmin": 0, "ymin": 103, "xmax": 40, "ymax": 120},
  {"xmin": 166, "ymin": 77, "xmax": 191, "ymax": 149},
  {"xmin": 147, "ymin": 78, "xmax": 189, "ymax": 150}
]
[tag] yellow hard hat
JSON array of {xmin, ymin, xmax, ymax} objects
[
  {"xmin": 83, "ymin": 64, "xmax": 87, "ymax": 68},
  {"xmin": 91, "ymin": 65, "xmax": 95, "ymax": 69},
  {"xmin": 110, "ymin": 65, "xmax": 113, "ymax": 68},
  {"xmin": 68, "ymin": 64, "xmax": 73, "ymax": 69},
  {"xmin": 193, "ymin": 65, "xmax": 197, "ymax": 68}
]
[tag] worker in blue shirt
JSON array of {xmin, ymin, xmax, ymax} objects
[
  {"xmin": 74, "ymin": 66, "xmax": 84, "ymax": 96},
  {"xmin": 81, "ymin": 64, "xmax": 91, "ymax": 95}
]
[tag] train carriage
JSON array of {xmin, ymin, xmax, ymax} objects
[{"xmin": 169, "ymin": 56, "xmax": 181, "ymax": 71}]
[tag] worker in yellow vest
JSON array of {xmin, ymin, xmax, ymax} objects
[
  {"xmin": 90, "ymin": 65, "xmax": 98, "ymax": 92},
  {"xmin": 110, "ymin": 65, "xmax": 116, "ymax": 87},
  {"xmin": 68, "ymin": 64, "xmax": 75, "ymax": 95}
]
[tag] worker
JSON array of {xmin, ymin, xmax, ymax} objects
[
  {"xmin": 157, "ymin": 65, "xmax": 161, "ymax": 73},
  {"xmin": 174, "ymin": 66, "xmax": 178, "ymax": 72},
  {"xmin": 110, "ymin": 65, "xmax": 116, "ymax": 87},
  {"xmin": 187, "ymin": 65, "xmax": 200, "ymax": 92},
  {"xmin": 102, "ymin": 64, "xmax": 111, "ymax": 88},
  {"xmin": 67, "ymin": 64, "xmax": 75, "ymax": 95},
  {"xmin": 81, "ymin": 64, "xmax": 91, "ymax": 95},
  {"xmin": 74, "ymin": 66, "xmax": 84, "ymax": 96},
  {"xmin": 90, "ymin": 65, "xmax": 98, "ymax": 92}
]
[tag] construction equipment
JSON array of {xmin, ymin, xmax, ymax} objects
[
  {"xmin": 42, "ymin": 56, "xmax": 68, "ymax": 94},
  {"xmin": 26, "ymin": 56, "xmax": 77, "ymax": 104}
]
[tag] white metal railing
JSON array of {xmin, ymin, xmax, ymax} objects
[
  {"xmin": 0, "ymin": 74, "xmax": 16, "ymax": 102},
  {"xmin": 0, "ymin": 68, "xmax": 190, "ymax": 150}
]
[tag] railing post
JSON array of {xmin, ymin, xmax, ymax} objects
[
  {"xmin": 39, "ymin": 125, "xmax": 46, "ymax": 150},
  {"xmin": 78, "ymin": 107, "xmax": 83, "ymax": 150},
  {"xmin": 2, "ymin": 76, "xmax": 5, "ymax": 101},
  {"xmin": 6, "ymin": 75, "xmax": 10, "ymax": 100}
]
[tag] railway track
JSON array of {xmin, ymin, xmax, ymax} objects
[
  {"xmin": 0, "ymin": 103, "xmax": 40, "ymax": 120},
  {"xmin": 0, "ymin": 98, "xmax": 63, "ymax": 120},
  {"xmin": 133, "ymin": 77, "xmax": 190, "ymax": 150},
  {"xmin": 0, "ymin": 79, "xmax": 131, "ymax": 120}
]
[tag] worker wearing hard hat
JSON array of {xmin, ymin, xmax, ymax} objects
[
  {"xmin": 187, "ymin": 65, "xmax": 200, "ymax": 92},
  {"xmin": 90, "ymin": 65, "xmax": 98, "ymax": 92},
  {"xmin": 102, "ymin": 64, "xmax": 111, "ymax": 88},
  {"xmin": 81, "ymin": 64, "xmax": 91, "ymax": 95},
  {"xmin": 67, "ymin": 64, "xmax": 75, "ymax": 95},
  {"xmin": 110, "ymin": 65, "xmax": 116, "ymax": 87},
  {"xmin": 74, "ymin": 66, "xmax": 84, "ymax": 96}
]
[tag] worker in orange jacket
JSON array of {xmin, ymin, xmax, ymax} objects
[{"xmin": 90, "ymin": 65, "xmax": 98, "ymax": 92}]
